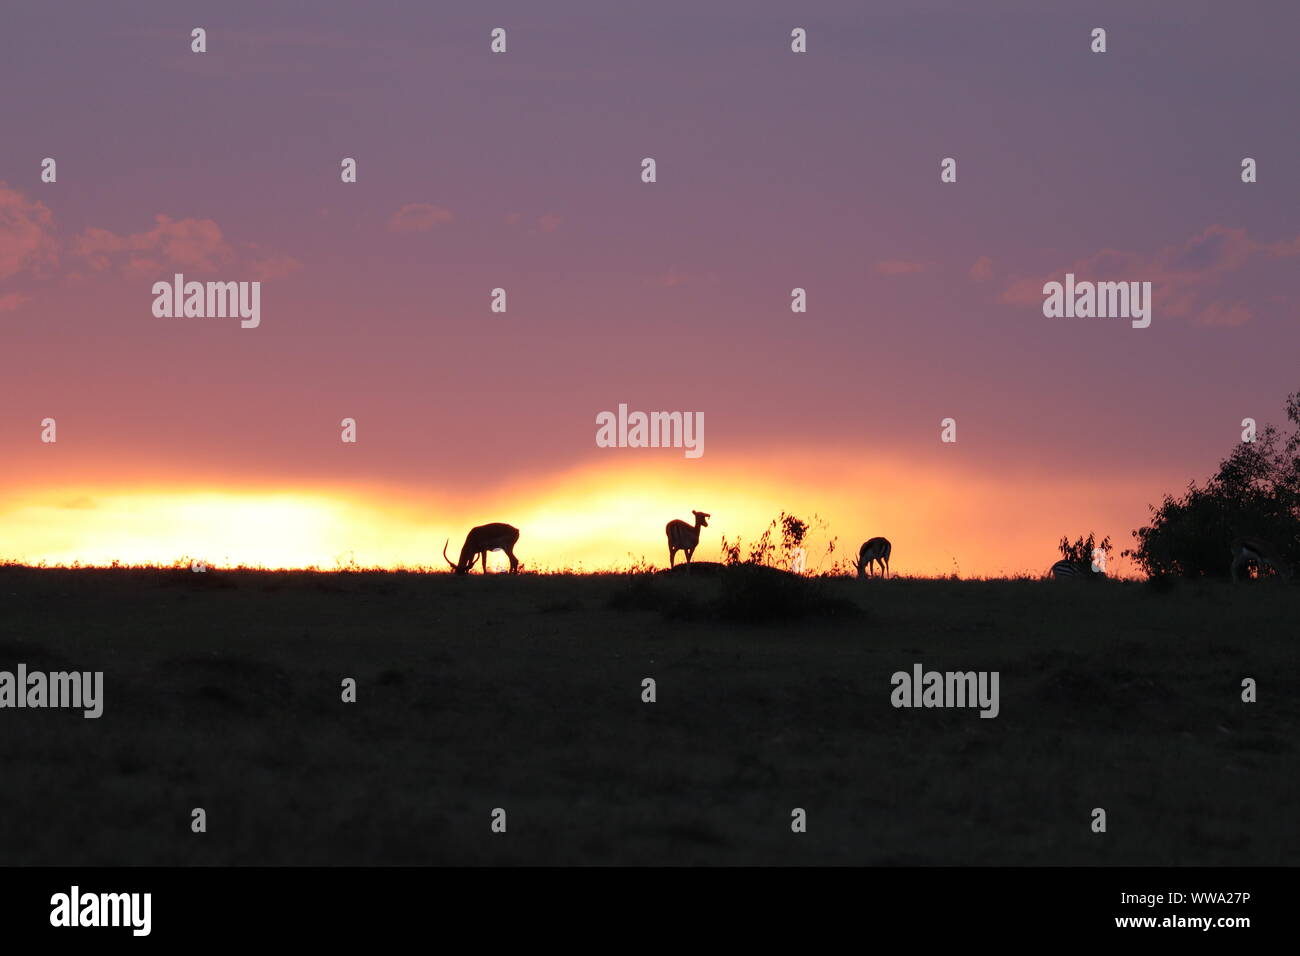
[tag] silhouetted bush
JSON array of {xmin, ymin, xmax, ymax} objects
[
  {"xmin": 1057, "ymin": 532, "xmax": 1112, "ymax": 575},
  {"xmin": 608, "ymin": 564, "xmax": 861, "ymax": 625},
  {"xmin": 718, "ymin": 511, "xmax": 841, "ymax": 574},
  {"xmin": 1126, "ymin": 389, "xmax": 1300, "ymax": 578},
  {"xmin": 707, "ymin": 566, "xmax": 861, "ymax": 624}
]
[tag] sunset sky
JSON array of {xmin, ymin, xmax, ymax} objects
[{"xmin": 2, "ymin": 1, "xmax": 1298, "ymax": 576}]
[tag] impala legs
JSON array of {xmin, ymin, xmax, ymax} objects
[
  {"xmin": 855, "ymin": 538, "xmax": 892, "ymax": 579},
  {"xmin": 475, "ymin": 547, "xmax": 520, "ymax": 573}
]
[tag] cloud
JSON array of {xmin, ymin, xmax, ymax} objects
[
  {"xmin": 1195, "ymin": 301, "xmax": 1252, "ymax": 327},
  {"xmin": 387, "ymin": 204, "xmax": 454, "ymax": 233},
  {"xmin": 0, "ymin": 183, "xmax": 58, "ymax": 280},
  {"xmin": 120, "ymin": 257, "xmax": 164, "ymax": 280},
  {"xmin": 969, "ymin": 256, "xmax": 993, "ymax": 281},
  {"xmin": 1, "ymin": 194, "xmax": 299, "ymax": 314},
  {"xmin": 999, "ymin": 225, "xmax": 1300, "ymax": 325},
  {"xmin": 0, "ymin": 292, "xmax": 30, "ymax": 312},
  {"xmin": 248, "ymin": 253, "xmax": 303, "ymax": 281},
  {"xmin": 658, "ymin": 265, "xmax": 696, "ymax": 287},
  {"xmin": 66, "ymin": 215, "xmax": 298, "ymax": 284},
  {"xmin": 875, "ymin": 259, "xmax": 924, "ymax": 276},
  {"xmin": 504, "ymin": 212, "xmax": 564, "ymax": 233},
  {"xmin": 73, "ymin": 214, "xmax": 233, "ymax": 273}
]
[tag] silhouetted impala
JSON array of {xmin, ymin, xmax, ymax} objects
[
  {"xmin": 666, "ymin": 510, "xmax": 710, "ymax": 567},
  {"xmin": 854, "ymin": 537, "xmax": 892, "ymax": 578},
  {"xmin": 443, "ymin": 523, "xmax": 521, "ymax": 574}
]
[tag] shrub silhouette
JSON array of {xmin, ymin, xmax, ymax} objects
[
  {"xmin": 608, "ymin": 562, "xmax": 861, "ymax": 624},
  {"xmin": 1126, "ymin": 389, "xmax": 1300, "ymax": 578},
  {"xmin": 1057, "ymin": 532, "xmax": 1112, "ymax": 574},
  {"xmin": 718, "ymin": 511, "xmax": 838, "ymax": 574}
]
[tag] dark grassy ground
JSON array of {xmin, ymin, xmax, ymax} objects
[{"xmin": 0, "ymin": 565, "xmax": 1295, "ymax": 865}]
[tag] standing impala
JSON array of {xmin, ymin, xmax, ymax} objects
[
  {"xmin": 666, "ymin": 510, "xmax": 710, "ymax": 567},
  {"xmin": 443, "ymin": 523, "xmax": 521, "ymax": 574},
  {"xmin": 1230, "ymin": 536, "xmax": 1292, "ymax": 582},
  {"xmin": 854, "ymin": 537, "xmax": 892, "ymax": 578}
]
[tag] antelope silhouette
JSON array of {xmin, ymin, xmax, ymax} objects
[
  {"xmin": 666, "ymin": 510, "xmax": 710, "ymax": 567},
  {"xmin": 443, "ymin": 523, "xmax": 521, "ymax": 574}
]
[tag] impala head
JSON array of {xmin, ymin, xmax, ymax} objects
[
  {"xmin": 442, "ymin": 538, "xmax": 471, "ymax": 575},
  {"xmin": 693, "ymin": 510, "xmax": 710, "ymax": 528}
]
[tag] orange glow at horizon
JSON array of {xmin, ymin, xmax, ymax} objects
[{"xmin": 0, "ymin": 449, "xmax": 1167, "ymax": 577}]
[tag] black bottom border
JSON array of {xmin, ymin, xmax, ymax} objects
[{"xmin": 0, "ymin": 865, "xmax": 1286, "ymax": 942}]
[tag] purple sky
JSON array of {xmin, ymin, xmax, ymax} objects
[{"xmin": 2, "ymin": 0, "xmax": 1298, "ymax": 571}]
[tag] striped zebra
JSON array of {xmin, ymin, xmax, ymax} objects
[
  {"xmin": 854, "ymin": 537, "xmax": 892, "ymax": 578},
  {"xmin": 1230, "ymin": 536, "xmax": 1293, "ymax": 582},
  {"xmin": 666, "ymin": 510, "xmax": 710, "ymax": 567},
  {"xmin": 1049, "ymin": 560, "xmax": 1093, "ymax": 581}
]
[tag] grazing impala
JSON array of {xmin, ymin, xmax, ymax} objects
[
  {"xmin": 666, "ymin": 510, "xmax": 710, "ymax": 567},
  {"xmin": 443, "ymin": 523, "xmax": 521, "ymax": 574},
  {"xmin": 854, "ymin": 537, "xmax": 892, "ymax": 578},
  {"xmin": 1230, "ymin": 536, "xmax": 1292, "ymax": 582}
]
